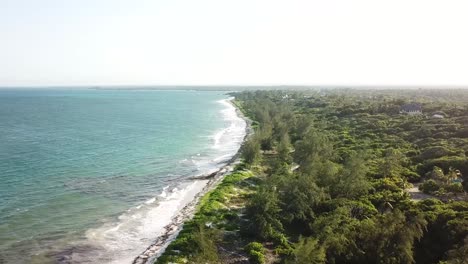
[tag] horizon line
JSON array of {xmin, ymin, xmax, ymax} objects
[{"xmin": 2, "ymin": 84, "xmax": 468, "ymax": 89}]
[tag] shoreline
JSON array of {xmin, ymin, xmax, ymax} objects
[{"xmin": 132, "ymin": 98, "xmax": 251, "ymax": 264}]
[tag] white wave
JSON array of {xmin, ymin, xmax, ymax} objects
[
  {"xmin": 158, "ymin": 186, "xmax": 169, "ymax": 198},
  {"xmin": 212, "ymin": 129, "xmax": 224, "ymax": 149},
  {"xmin": 144, "ymin": 197, "xmax": 156, "ymax": 205},
  {"xmin": 212, "ymin": 154, "xmax": 233, "ymax": 163},
  {"xmin": 211, "ymin": 98, "xmax": 246, "ymax": 153},
  {"xmin": 69, "ymin": 180, "xmax": 208, "ymax": 264},
  {"xmin": 185, "ymin": 98, "xmax": 246, "ymax": 176}
]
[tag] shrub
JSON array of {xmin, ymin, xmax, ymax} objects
[
  {"xmin": 420, "ymin": 156, "xmax": 468, "ymax": 176},
  {"xmin": 418, "ymin": 146, "xmax": 455, "ymax": 160},
  {"xmin": 271, "ymin": 232, "xmax": 291, "ymax": 248},
  {"xmin": 248, "ymin": 250, "xmax": 266, "ymax": 264},
  {"xmin": 402, "ymin": 169, "xmax": 421, "ymax": 182},
  {"xmin": 274, "ymin": 245, "xmax": 294, "ymax": 257},
  {"xmin": 445, "ymin": 183, "xmax": 464, "ymax": 193},
  {"xmin": 419, "ymin": 180, "xmax": 440, "ymax": 194},
  {"xmin": 245, "ymin": 242, "xmax": 265, "ymax": 253},
  {"xmin": 434, "ymin": 187, "xmax": 447, "ymax": 196},
  {"xmin": 245, "ymin": 242, "xmax": 266, "ymax": 264}
]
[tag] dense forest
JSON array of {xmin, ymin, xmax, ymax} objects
[{"xmin": 157, "ymin": 89, "xmax": 468, "ymax": 264}]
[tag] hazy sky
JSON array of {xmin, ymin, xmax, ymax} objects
[{"xmin": 1, "ymin": 0, "xmax": 467, "ymax": 86}]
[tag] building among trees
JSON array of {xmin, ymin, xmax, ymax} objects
[{"xmin": 400, "ymin": 103, "xmax": 422, "ymax": 115}]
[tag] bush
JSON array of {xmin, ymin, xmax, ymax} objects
[
  {"xmin": 271, "ymin": 232, "xmax": 291, "ymax": 248},
  {"xmin": 420, "ymin": 156, "xmax": 468, "ymax": 176},
  {"xmin": 245, "ymin": 242, "xmax": 266, "ymax": 264},
  {"xmin": 418, "ymin": 146, "xmax": 455, "ymax": 160},
  {"xmin": 248, "ymin": 250, "xmax": 266, "ymax": 264},
  {"xmin": 419, "ymin": 180, "xmax": 440, "ymax": 194},
  {"xmin": 434, "ymin": 187, "xmax": 447, "ymax": 196},
  {"xmin": 274, "ymin": 245, "xmax": 294, "ymax": 257},
  {"xmin": 445, "ymin": 183, "xmax": 464, "ymax": 193},
  {"xmin": 402, "ymin": 169, "xmax": 421, "ymax": 182},
  {"xmin": 245, "ymin": 242, "xmax": 265, "ymax": 254}
]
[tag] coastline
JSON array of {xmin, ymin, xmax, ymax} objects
[
  {"xmin": 133, "ymin": 98, "xmax": 251, "ymax": 264},
  {"xmin": 1, "ymin": 90, "xmax": 251, "ymax": 264}
]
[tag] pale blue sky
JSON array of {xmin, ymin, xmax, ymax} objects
[{"xmin": 1, "ymin": 0, "xmax": 468, "ymax": 86}]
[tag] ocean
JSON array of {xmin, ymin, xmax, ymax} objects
[{"xmin": 0, "ymin": 88, "xmax": 246, "ymax": 263}]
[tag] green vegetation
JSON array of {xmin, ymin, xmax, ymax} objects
[
  {"xmin": 157, "ymin": 89, "xmax": 467, "ymax": 263},
  {"xmin": 156, "ymin": 169, "xmax": 256, "ymax": 263},
  {"xmin": 420, "ymin": 166, "xmax": 465, "ymax": 196},
  {"xmin": 245, "ymin": 242, "xmax": 266, "ymax": 264}
]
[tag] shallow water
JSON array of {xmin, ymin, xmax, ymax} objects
[{"xmin": 0, "ymin": 89, "xmax": 246, "ymax": 263}]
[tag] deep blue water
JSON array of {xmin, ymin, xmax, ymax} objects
[{"xmin": 0, "ymin": 89, "xmax": 245, "ymax": 263}]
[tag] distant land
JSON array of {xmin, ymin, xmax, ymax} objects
[{"xmin": 1, "ymin": 85, "xmax": 468, "ymax": 91}]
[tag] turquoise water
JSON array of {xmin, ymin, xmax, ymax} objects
[{"xmin": 0, "ymin": 89, "xmax": 245, "ymax": 263}]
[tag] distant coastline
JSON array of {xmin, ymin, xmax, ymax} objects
[{"xmin": 2, "ymin": 85, "xmax": 468, "ymax": 91}]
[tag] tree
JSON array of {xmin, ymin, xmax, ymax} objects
[
  {"xmin": 242, "ymin": 136, "xmax": 261, "ymax": 166},
  {"xmin": 287, "ymin": 237, "xmax": 326, "ymax": 264},
  {"xmin": 280, "ymin": 174, "xmax": 327, "ymax": 229},
  {"xmin": 445, "ymin": 236, "xmax": 468, "ymax": 264},
  {"xmin": 381, "ymin": 148, "xmax": 405, "ymax": 178},
  {"xmin": 332, "ymin": 152, "xmax": 370, "ymax": 199},
  {"xmin": 277, "ymin": 132, "xmax": 292, "ymax": 163},
  {"xmin": 292, "ymin": 115, "xmax": 313, "ymax": 141},
  {"xmin": 415, "ymin": 201, "xmax": 468, "ymax": 264},
  {"xmin": 356, "ymin": 210, "xmax": 427, "ymax": 264},
  {"xmin": 244, "ymin": 186, "xmax": 283, "ymax": 240},
  {"xmin": 190, "ymin": 224, "xmax": 220, "ymax": 263},
  {"xmin": 311, "ymin": 206, "xmax": 361, "ymax": 263},
  {"xmin": 293, "ymin": 130, "xmax": 334, "ymax": 173},
  {"xmin": 461, "ymin": 170, "xmax": 468, "ymax": 192},
  {"xmin": 258, "ymin": 123, "xmax": 274, "ymax": 150}
]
